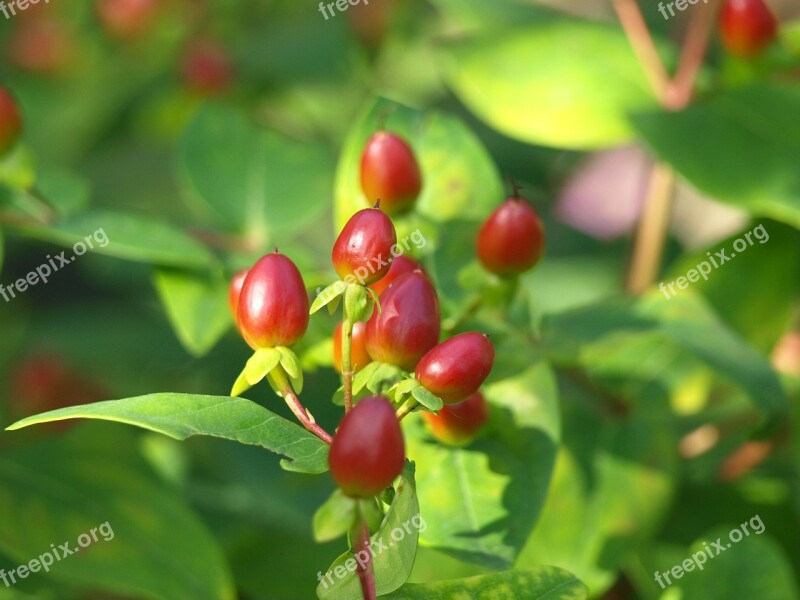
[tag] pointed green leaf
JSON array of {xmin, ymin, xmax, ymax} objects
[
  {"xmin": 383, "ymin": 566, "xmax": 588, "ymax": 599},
  {"xmin": 313, "ymin": 489, "xmax": 357, "ymax": 543},
  {"xmin": 6, "ymin": 394, "xmax": 330, "ymax": 474},
  {"xmin": 317, "ymin": 463, "xmax": 420, "ymax": 599},
  {"xmin": 311, "ymin": 280, "xmax": 349, "ymax": 314}
]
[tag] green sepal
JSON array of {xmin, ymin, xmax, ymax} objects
[{"xmin": 310, "ymin": 280, "xmax": 348, "ymax": 315}]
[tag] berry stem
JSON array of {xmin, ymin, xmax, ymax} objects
[
  {"xmin": 611, "ymin": 0, "xmax": 671, "ymax": 102},
  {"xmin": 396, "ymin": 398, "xmax": 419, "ymax": 421},
  {"xmin": 667, "ymin": 0, "xmax": 720, "ymax": 110},
  {"xmin": 271, "ymin": 368, "xmax": 333, "ymax": 444},
  {"xmin": 353, "ymin": 511, "xmax": 376, "ymax": 600},
  {"xmin": 342, "ymin": 317, "xmax": 355, "ymax": 413}
]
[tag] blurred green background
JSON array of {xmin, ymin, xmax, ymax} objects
[{"xmin": 1, "ymin": 0, "xmax": 800, "ymax": 598}]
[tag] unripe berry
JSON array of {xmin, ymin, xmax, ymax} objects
[
  {"xmin": 328, "ymin": 396, "xmax": 405, "ymax": 498},
  {"xmin": 719, "ymin": 0, "xmax": 778, "ymax": 58},
  {"xmin": 365, "ymin": 271, "xmax": 440, "ymax": 371},
  {"xmin": 333, "ymin": 321, "xmax": 372, "ymax": 373},
  {"xmin": 369, "ymin": 255, "xmax": 423, "ymax": 297},
  {"xmin": 416, "ymin": 333, "xmax": 494, "ymax": 404},
  {"xmin": 237, "ymin": 251, "xmax": 309, "ymax": 349},
  {"xmin": 360, "ymin": 132, "xmax": 422, "ymax": 215},
  {"xmin": 332, "ymin": 207, "xmax": 397, "ymax": 285},
  {"xmin": 477, "ymin": 197, "xmax": 545, "ymax": 276},
  {"xmin": 181, "ymin": 40, "xmax": 234, "ymax": 96},
  {"xmin": 423, "ymin": 391, "xmax": 490, "ymax": 445},
  {"xmin": 0, "ymin": 88, "xmax": 23, "ymax": 156},
  {"xmin": 228, "ymin": 269, "xmax": 248, "ymax": 321}
]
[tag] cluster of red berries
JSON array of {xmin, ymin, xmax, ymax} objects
[
  {"xmin": 719, "ymin": 0, "xmax": 779, "ymax": 58},
  {"xmin": 226, "ymin": 127, "xmax": 552, "ymax": 499}
]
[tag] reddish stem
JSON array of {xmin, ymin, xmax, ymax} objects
[{"xmin": 354, "ymin": 517, "xmax": 376, "ymax": 600}]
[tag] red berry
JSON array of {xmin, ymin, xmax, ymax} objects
[
  {"xmin": 228, "ymin": 269, "xmax": 248, "ymax": 322},
  {"xmin": 423, "ymin": 391, "xmax": 490, "ymax": 445},
  {"xmin": 0, "ymin": 88, "xmax": 23, "ymax": 156},
  {"xmin": 328, "ymin": 396, "xmax": 405, "ymax": 498},
  {"xmin": 8, "ymin": 19, "xmax": 72, "ymax": 76},
  {"xmin": 477, "ymin": 197, "xmax": 545, "ymax": 276},
  {"xmin": 237, "ymin": 251, "xmax": 309, "ymax": 349},
  {"xmin": 360, "ymin": 132, "xmax": 422, "ymax": 215},
  {"xmin": 332, "ymin": 207, "xmax": 397, "ymax": 285},
  {"xmin": 369, "ymin": 255, "xmax": 423, "ymax": 297},
  {"xmin": 415, "ymin": 332, "xmax": 494, "ymax": 404},
  {"xmin": 333, "ymin": 321, "xmax": 372, "ymax": 373},
  {"xmin": 9, "ymin": 355, "xmax": 106, "ymax": 431},
  {"xmin": 95, "ymin": 0, "xmax": 159, "ymax": 40},
  {"xmin": 719, "ymin": 0, "xmax": 778, "ymax": 58},
  {"xmin": 365, "ymin": 271, "xmax": 440, "ymax": 371},
  {"xmin": 181, "ymin": 40, "xmax": 234, "ymax": 96}
]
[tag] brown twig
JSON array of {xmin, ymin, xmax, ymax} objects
[
  {"xmin": 272, "ymin": 369, "xmax": 333, "ymax": 444},
  {"xmin": 667, "ymin": 0, "xmax": 721, "ymax": 109}
]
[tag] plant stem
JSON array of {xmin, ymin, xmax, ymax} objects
[
  {"xmin": 611, "ymin": 0, "xmax": 671, "ymax": 102},
  {"xmin": 353, "ymin": 511, "xmax": 376, "ymax": 600},
  {"xmin": 625, "ymin": 162, "xmax": 676, "ymax": 294},
  {"xmin": 342, "ymin": 318, "xmax": 354, "ymax": 413},
  {"xmin": 271, "ymin": 369, "xmax": 333, "ymax": 444},
  {"xmin": 396, "ymin": 398, "xmax": 419, "ymax": 421},
  {"xmin": 667, "ymin": 0, "xmax": 720, "ymax": 109}
]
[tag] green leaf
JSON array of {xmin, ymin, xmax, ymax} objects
[
  {"xmin": 515, "ymin": 406, "xmax": 678, "ymax": 593},
  {"xmin": 0, "ymin": 426, "xmax": 235, "ymax": 599},
  {"xmin": 367, "ymin": 363, "xmax": 406, "ymax": 395},
  {"xmin": 317, "ymin": 463, "xmax": 420, "ymax": 599},
  {"xmin": 631, "ymin": 83, "xmax": 800, "ymax": 228},
  {"xmin": 276, "ymin": 346, "xmax": 304, "ymax": 394},
  {"xmin": 6, "ymin": 394, "xmax": 330, "ymax": 474},
  {"xmin": 442, "ymin": 20, "xmax": 657, "ymax": 149},
  {"xmin": 353, "ymin": 362, "xmax": 381, "ymax": 394},
  {"xmin": 410, "ymin": 386, "xmax": 443, "ymax": 412},
  {"xmin": 177, "ymin": 105, "xmax": 334, "ymax": 236},
  {"xmin": 541, "ymin": 293, "xmax": 789, "ymax": 423},
  {"xmin": 409, "ymin": 363, "xmax": 560, "ymax": 566},
  {"xmin": 643, "ymin": 528, "xmax": 799, "ymax": 600},
  {"xmin": 11, "ymin": 209, "xmax": 215, "ymax": 268},
  {"xmin": 383, "ymin": 566, "xmax": 588, "ymax": 599},
  {"xmin": 311, "ymin": 280, "xmax": 348, "ymax": 315},
  {"xmin": 0, "ymin": 145, "xmax": 35, "ymax": 190},
  {"xmin": 35, "ymin": 167, "xmax": 91, "ymax": 217},
  {"xmin": 246, "ymin": 348, "xmax": 283, "ymax": 385},
  {"xmin": 344, "ymin": 283, "xmax": 370, "ymax": 323},
  {"xmin": 313, "ymin": 489, "xmax": 357, "ymax": 543},
  {"xmin": 335, "ymin": 97, "xmax": 503, "ymax": 231},
  {"xmin": 153, "ymin": 268, "xmax": 232, "ymax": 357}
]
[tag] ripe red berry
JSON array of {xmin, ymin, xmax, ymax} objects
[
  {"xmin": 95, "ymin": 0, "xmax": 159, "ymax": 40},
  {"xmin": 415, "ymin": 332, "xmax": 495, "ymax": 404},
  {"xmin": 228, "ymin": 269, "xmax": 248, "ymax": 321},
  {"xmin": 360, "ymin": 132, "xmax": 422, "ymax": 215},
  {"xmin": 0, "ymin": 88, "xmax": 23, "ymax": 156},
  {"xmin": 365, "ymin": 271, "xmax": 440, "ymax": 371},
  {"xmin": 181, "ymin": 40, "xmax": 234, "ymax": 96},
  {"xmin": 477, "ymin": 197, "xmax": 545, "ymax": 276},
  {"xmin": 369, "ymin": 255, "xmax": 423, "ymax": 297},
  {"xmin": 237, "ymin": 251, "xmax": 309, "ymax": 349},
  {"xmin": 423, "ymin": 391, "xmax": 490, "ymax": 445},
  {"xmin": 332, "ymin": 207, "xmax": 397, "ymax": 285},
  {"xmin": 333, "ymin": 321, "xmax": 372, "ymax": 373},
  {"xmin": 328, "ymin": 396, "xmax": 405, "ymax": 498},
  {"xmin": 719, "ymin": 0, "xmax": 778, "ymax": 58}
]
